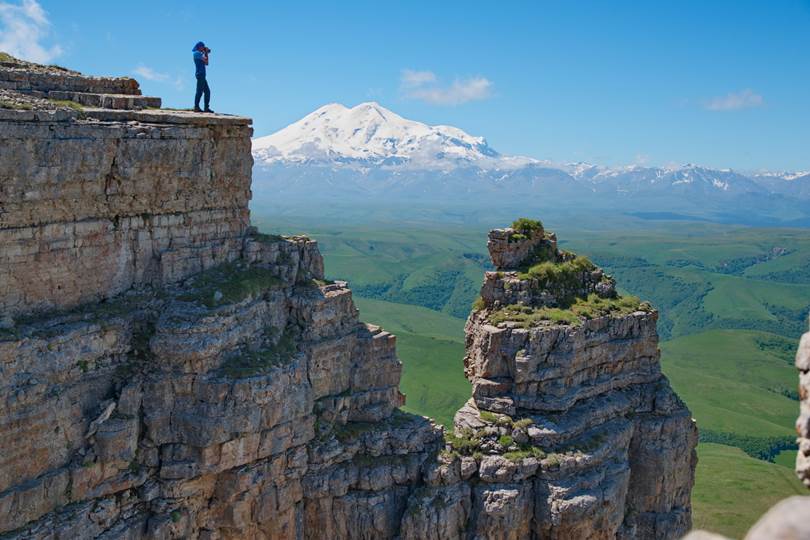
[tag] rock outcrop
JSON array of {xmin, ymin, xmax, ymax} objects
[
  {"xmin": 0, "ymin": 57, "xmax": 696, "ymax": 539},
  {"xmin": 405, "ymin": 224, "xmax": 698, "ymax": 539},
  {"xmin": 0, "ymin": 58, "xmax": 251, "ymax": 322}
]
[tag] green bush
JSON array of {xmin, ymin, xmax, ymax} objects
[
  {"xmin": 511, "ymin": 218, "xmax": 543, "ymax": 235},
  {"xmin": 522, "ymin": 256, "xmax": 596, "ymax": 288},
  {"xmin": 445, "ymin": 429, "xmax": 483, "ymax": 455},
  {"xmin": 504, "ymin": 446, "xmax": 546, "ymax": 461},
  {"xmin": 498, "ymin": 435, "xmax": 514, "ymax": 447}
]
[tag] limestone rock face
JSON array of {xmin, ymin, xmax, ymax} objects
[
  {"xmin": 487, "ymin": 226, "xmax": 549, "ymax": 270},
  {"xmin": 0, "ymin": 57, "xmax": 697, "ymax": 539},
  {"xmin": 0, "ymin": 60, "xmax": 252, "ymax": 320},
  {"xmin": 433, "ymin": 223, "xmax": 698, "ymax": 540}
]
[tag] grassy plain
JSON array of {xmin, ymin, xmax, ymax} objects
[{"xmin": 692, "ymin": 444, "xmax": 806, "ymax": 538}]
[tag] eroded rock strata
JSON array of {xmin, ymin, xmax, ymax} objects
[
  {"xmin": 405, "ymin": 223, "xmax": 698, "ymax": 540},
  {"xmin": 0, "ymin": 57, "xmax": 696, "ymax": 539}
]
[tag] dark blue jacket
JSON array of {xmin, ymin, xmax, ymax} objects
[{"xmin": 193, "ymin": 50, "xmax": 206, "ymax": 77}]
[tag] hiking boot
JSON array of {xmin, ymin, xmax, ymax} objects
[
  {"xmin": 193, "ymin": 106, "xmax": 203, "ymax": 113},
  {"xmin": 204, "ymin": 108, "xmax": 215, "ymax": 114}
]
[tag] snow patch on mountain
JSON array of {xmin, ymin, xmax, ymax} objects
[
  {"xmin": 252, "ymin": 102, "xmax": 808, "ymax": 201},
  {"xmin": 252, "ymin": 102, "xmax": 538, "ymax": 170}
]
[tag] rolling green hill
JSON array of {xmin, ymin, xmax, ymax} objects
[
  {"xmin": 661, "ymin": 330, "xmax": 797, "ymax": 435},
  {"xmin": 692, "ymin": 444, "xmax": 805, "ymax": 538}
]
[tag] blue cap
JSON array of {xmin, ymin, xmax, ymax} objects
[{"xmin": 192, "ymin": 41, "xmax": 205, "ymax": 51}]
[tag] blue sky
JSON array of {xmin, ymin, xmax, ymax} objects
[{"xmin": 3, "ymin": 0, "xmax": 809, "ymax": 170}]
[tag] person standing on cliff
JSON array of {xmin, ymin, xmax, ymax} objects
[{"xmin": 192, "ymin": 41, "xmax": 213, "ymax": 113}]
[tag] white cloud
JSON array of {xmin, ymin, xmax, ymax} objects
[
  {"xmin": 401, "ymin": 69, "xmax": 437, "ymax": 88},
  {"xmin": 0, "ymin": 0, "xmax": 61, "ymax": 63},
  {"xmin": 400, "ymin": 69, "xmax": 493, "ymax": 106},
  {"xmin": 705, "ymin": 89, "xmax": 764, "ymax": 111},
  {"xmin": 134, "ymin": 65, "xmax": 187, "ymax": 91},
  {"xmin": 133, "ymin": 65, "xmax": 169, "ymax": 82}
]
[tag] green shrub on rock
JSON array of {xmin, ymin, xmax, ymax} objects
[
  {"xmin": 511, "ymin": 218, "xmax": 543, "ymax": 235},
  {"xmin": 521, "ymin": 256, "xmax": 595, "ymax": 286},
  {"xmin": 489, "ymin": 294, "xmax": 650, "ymax": 328}
]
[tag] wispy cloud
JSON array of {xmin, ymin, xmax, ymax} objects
[
  {"xmin": 0, "ymin": 0, "xmax": 61, "ymax": 63},
  {"xmin": 400, "ymin": 69, "xmax": 493, "ymax": 106},
  {"xmin": 705, "ymin": 89, "xmax": 764, "ymax": 111},
  {"xmin": 134, "ymin": 65, "xmax": 186, "ymax": 91},
  {"xmin": 401, "ymin": 69, "xmax": 437, "ymax": 88},
  {"xmin": 133, "ymin": 65, "xmax": 169, "ymax": 82}
]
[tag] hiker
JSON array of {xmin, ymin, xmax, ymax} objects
[{"xmin": 192, "ymin": 41, "xmax": 213, "ymax": 113}]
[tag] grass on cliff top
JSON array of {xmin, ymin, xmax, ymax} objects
[
  {"xmin": 518, "ymin": 254, "xmax": 596, "ymax": 282},
  {"xmin": 509, "ymin": 217, "xmax": 544, "ymax": 241},
  {"xmin": 488, "ymin": 293, "xmax": 648, "ymax": 328},
  {"xmin": 48, "ymin": 99, "xmax": 84, "ymax": 111},
  {"xmin": 0, "ymin": 52, "xmax": 18, "ymax": 63},
  {"xmin": 177, "ymin": 262, "xmax": 282, "ymax": 307},
  {"xmin": 692, "ymin": 443, "xmax": 806, "ymax": 538},
  {"xmin": 511, "ymin": 217, "xmax": 543, "ymax": 234}
]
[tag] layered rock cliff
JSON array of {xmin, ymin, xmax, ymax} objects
[
  {"xmin": 403, "ymin": 222, "xmax": 698, "ymax": 539},
  {"xmin": 0, "ymin": 57, "xmax": 696, "ymax": 539}
]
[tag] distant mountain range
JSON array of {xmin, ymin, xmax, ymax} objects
[{"xmin": 252, "ymin": 102, "xmax": 810, "ymax": 225}]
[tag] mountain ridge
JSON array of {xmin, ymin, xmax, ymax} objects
[{"xmin": 251, "ymin": 102, "xmax": 810, "ymax": 226}]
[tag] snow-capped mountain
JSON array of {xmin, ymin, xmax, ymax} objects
[
  {"xmin": 567, "ymin": 163, "xmax": 766, "ymax": 196},
  {"xmin": 252, "ymin": 102, "xmax": 536, "ymax": 170},
  {"xmin": 251, "ymin": 102, "xmax": 810, "ymax": 225}
]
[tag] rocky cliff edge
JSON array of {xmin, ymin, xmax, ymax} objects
[{"xmin": 0, "ymin": 57, "xmax": 697, "ymax": 539}]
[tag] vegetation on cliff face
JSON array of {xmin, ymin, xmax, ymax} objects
[
  {"xmin": 517, "ymin": 254, "xmax": 596, "ymax": 284},
  {"xmin": 220, "ymin": 327, "xmax": 298, "ymax": 378},
  {"xmin": 488, "ymin": 293, "xmax": 649, "ymax": 328},
  {"xmin": 178, "ymin": 262, "xmax": 282, "ymax": 307}
]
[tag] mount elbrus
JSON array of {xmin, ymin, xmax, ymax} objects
[
  {"xmin": 251, "ymin": 102, "xmax": 810, "ymax": 227},
  {"xmin": 0, "ymin": 55, "xmax": 700, "ymax": 539}
]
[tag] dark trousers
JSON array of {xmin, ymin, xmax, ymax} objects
[{"xmin": 194, "ymin": 74, "xmax": 210, "ymax": 109}]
